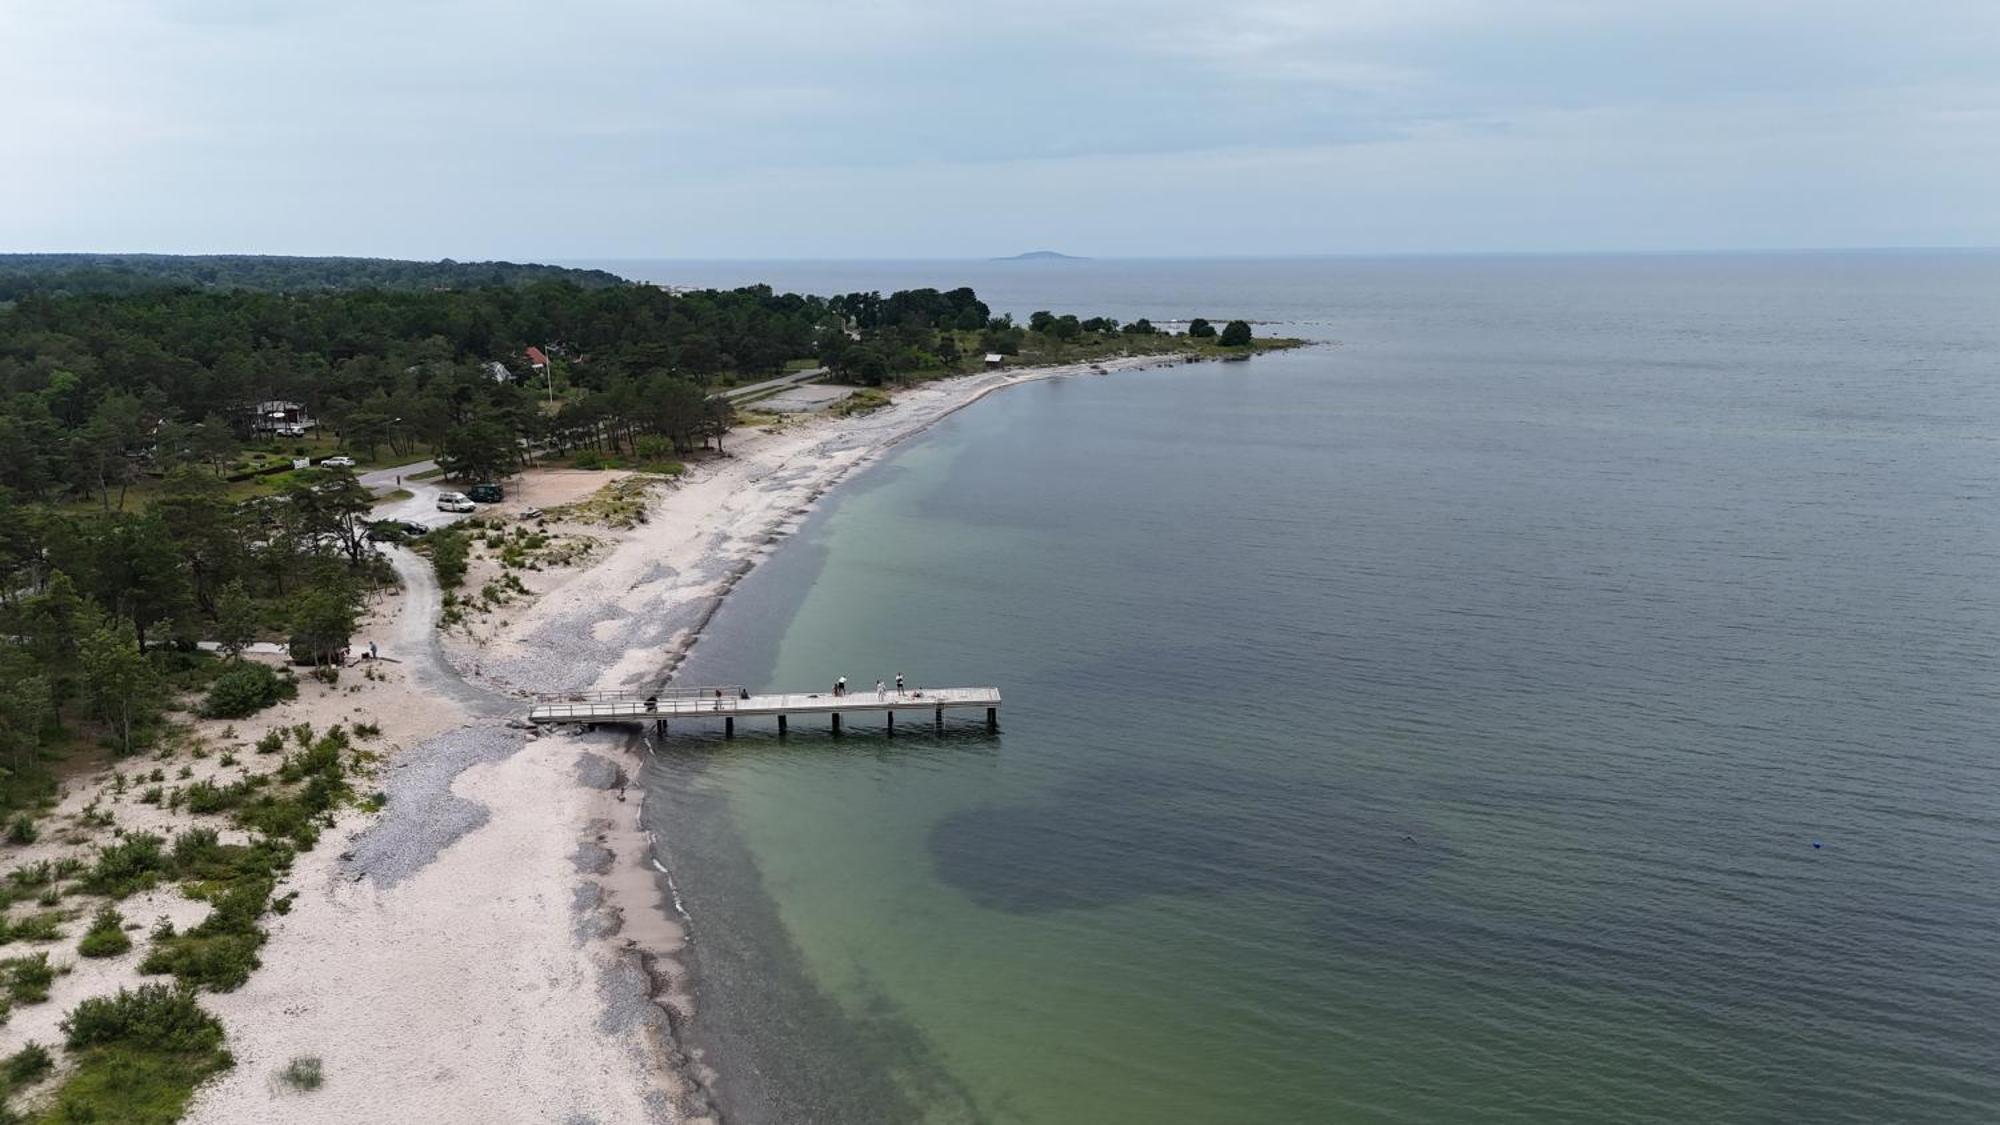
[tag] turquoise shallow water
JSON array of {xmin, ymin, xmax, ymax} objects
[{"xmin": 645, "ymin": 254, "xmax": 2000, "ymax": 1123}]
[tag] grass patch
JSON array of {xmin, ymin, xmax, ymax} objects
[
  {"xmin": 406, "ymin": 466, "xmax": 445, "ymax": 482},
  {"xmin": 833, "ymin": 387, "xmax": 892, "ymax": 416},
  {"xmin": 0, "ymin": 913, "xmax": 68, "ymax": 946},
  {"xmin": 373, "ymin": 488, "xmax": 415, "ymax": 505},
  {"xmin": 40, "ymin": 984, "xmax": 233, "ymax": 1125},
  {"xmin": 0, "ymin": 1042, "xmax": 54, "ymax": 1113},
  {"xmin": 567, "ymin": 451, "xmax": 685, "ymax": 475},
  {"xmin": 278, "ymin": 1054, "xmax": 323, "ymax": 1092},
  {"xmin": 140, "ymin": 878, "xmax": 270, "ymax": 992},
  {"xmin": 542, "ymin": 476, "xmax": 656, "ymax": 529}
]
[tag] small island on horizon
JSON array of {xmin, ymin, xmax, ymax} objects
[{"xmin": 992, "ymin": 250, "xmax": 1088, "ymax": 261}]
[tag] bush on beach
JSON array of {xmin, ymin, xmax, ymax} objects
[
  {"xmin": 47, "ymin": 983, "xmax": 234, "ymax": 1125},
  {"xmin": 78, "ymin": 905, "xmax": 132, "ymax": 958},
  {"xmin": 199, "ymin": 663, "xmax": 297, "ymax": 719}
]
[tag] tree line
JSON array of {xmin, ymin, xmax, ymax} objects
[{"xmin": 0, "ymin": 253, "xmax": 625, "ymax": 300}]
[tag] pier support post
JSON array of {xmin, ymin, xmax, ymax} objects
[
  {"xmin": 936, "ymin": 706, "xmax": 944, "ymax": 732},
  {"xmin": 887, "ymin": 710, "xmax": 894, "ymax": 737},
  {"xmin": 832, "ymin": 712, "xmax": 842, "ymax": 738},
  {"xmin": 654, "ymin": 719, "xmax": 666, "ymax": 738},
  {"xmin": 986, "ymin": 707, "xmax": 998, "ymax": 733},
  {"xmin": 725, "ymin": 717, "xmax": 735, "ymax": 740},
  {"xmin": 777, "ymin": 714, "xmax": 787, "ymax": 738}
]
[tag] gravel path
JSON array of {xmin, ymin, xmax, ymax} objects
[{"xmin": 341, "ymin": 723, "xmax": 529, "ymax": 888}]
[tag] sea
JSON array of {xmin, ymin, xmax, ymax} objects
[{"xmin": 577, "ymin": 253, "xmax": 2000, "ymax": 1123}]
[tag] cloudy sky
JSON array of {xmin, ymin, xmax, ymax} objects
[{"xmin": 4, "ymin": 0, "xmax": 1997, "ymax": 259}]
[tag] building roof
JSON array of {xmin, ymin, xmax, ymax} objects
[{"xmin": 526, "ymin": 346, "xmax": 549, "ymax": 368}]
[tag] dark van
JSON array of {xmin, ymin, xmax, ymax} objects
[{"xmin": 466, "ymin": 483, "xmax": 504, "ymax": 504}]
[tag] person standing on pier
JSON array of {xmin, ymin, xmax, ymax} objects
[
  {"xmin": 895, "ymin": 673, "xmax": 905, "ymax": 695},
  {"xmin": 875, "ymin": 678, "xmax": 885, "ymax": 697},
  {"xmin": 835, "ymin": 676, "xmax": 846, "ymax": 697}
]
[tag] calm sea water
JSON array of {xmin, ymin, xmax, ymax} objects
[{"xmin": 632, "ymin": 254, "xmax": 2000, "ymax": 1123}]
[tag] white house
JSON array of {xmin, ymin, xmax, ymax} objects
[{"xmin": 250, "ymin": 400, "xmax": 315, "ymax": 436}]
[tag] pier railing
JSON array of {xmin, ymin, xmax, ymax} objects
[
  {"xmin": 530, "ymin": 686, "xmax": 746, "ymax": 720},
  {"xmin": 526, "ymin": 685, "xmax": 1001, "ymax": 736}
]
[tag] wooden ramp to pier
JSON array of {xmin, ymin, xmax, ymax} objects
[{"xmin": 526, "ymin": 685, "xmax": 1001, "ymax": 737}]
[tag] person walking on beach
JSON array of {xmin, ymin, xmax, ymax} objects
[{"xmin": 368, "ymin": 640, "xmax": 378, "ymax": 661}]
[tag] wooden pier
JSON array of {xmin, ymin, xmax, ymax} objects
[{"xmin": 526, "ymin": 685, "xmax": 1001, "ymax": 737}]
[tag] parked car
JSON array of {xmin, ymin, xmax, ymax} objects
[
  {"xmin": 466, "ymin": 483, "xmax": 504, "ymax": 504},
  {"xmin": 366, "ymin": 519, "xmax": 430, "ymax": 543},
  {"xmin": 319, "ymin": 455, "xmax": 357, "ymax": 468},
  {"xmin": 436, "ymin": 492, "xmax": 476, "ymax": 513}
]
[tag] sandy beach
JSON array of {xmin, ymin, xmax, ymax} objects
[{"xmin": 159, "ymin": 355, "xmax": 1186, "ymax": 1124}]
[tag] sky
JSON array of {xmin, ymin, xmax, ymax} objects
[{"xmin": 3, "ymin": 0, "xmax": 1997, "ymax": 259}]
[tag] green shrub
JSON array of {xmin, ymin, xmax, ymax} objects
[
  {"xmin": 168, "ymin": 828, "xmax": 222, "ymax": 871},
  {"xmin": 79, "ymin": 906, "xmax": 132, "ymax": 959},
  {"xmin": 65, "ymin": 983, "xmax": 223, "ymax": 1054},
  {"xmin": 6, "ymin": 815, "xmax": 37, "ymax": 846},
  {"xmin": 200, "ymin": 663, "xmax": 297, "ymax": 719},
  {"xmin": 82, "ymin": 833, "xmax": 168, "ymax": 898},
  {"xmin": 4, "ymin": 1041, "xmax": 51, "ymax": 1086},
  {"xmin": 0, "ymin": 953, "xmax": 57, "ymax": 1004},
  {"xmin": 255, "ymin": 731, "xmax": 284, "ymax": 755}
]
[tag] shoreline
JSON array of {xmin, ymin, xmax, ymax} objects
[
  {"xmin": 173, "ymin": 350, "xmax": 1263, "ymax": 1123},
  {"xmin": 433, "ymin": 352, "xmax": 1210, "ymax": 1120}
]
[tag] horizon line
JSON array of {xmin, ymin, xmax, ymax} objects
[{"xmin": 6, "ymin": 245, "xmax": 1999, "ymax": 266}]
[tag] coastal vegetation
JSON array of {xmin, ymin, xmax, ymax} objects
[
  {"xmin": 41, "ymin": 983, "xmax": 233, "ymax": 1125},
  {"xmin": 278, "ymin": 1054, "xmax": 324, "ymax": 1092},
  {"xmin": 0, "ymin": 718, "xmax": 365, "ymax": 1118}
]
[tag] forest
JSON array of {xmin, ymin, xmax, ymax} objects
[{"xmin": 0, "ymin": 253, "xmax": 624, "ymax": 299}]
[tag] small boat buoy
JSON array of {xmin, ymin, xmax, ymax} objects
[{"xmin": 1811, "ymin": 840, "xmax": 1823, "ymax": 849}]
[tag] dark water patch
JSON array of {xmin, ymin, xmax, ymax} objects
[{"xmin": 930, "ymin": 765, "xmax": 1444, "ymax": 913}]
